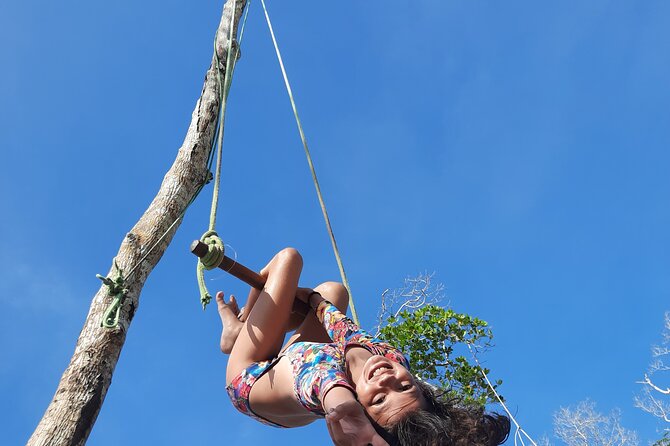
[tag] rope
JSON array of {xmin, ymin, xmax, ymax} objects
[
  {"xmin": 259, "ymin": 0, "xmax": 360, "ymax": 326},
  {"xmin": 466, "ymin": 344, "xmax": 538, "ymax": 446},
  {"xmin": 97, "ymin": 261, "xmax": 128, "ymax": 329},
  {"xmin": 197, "ymin": 229, "xmax": 226, "ymax": 308},
  {"xmin": 197, "ymin": 0, "xmax": 252, "ymax": 310},
  {"xmin": 209, "ymin": 2, "xmax": 237, "ymax": 231}
]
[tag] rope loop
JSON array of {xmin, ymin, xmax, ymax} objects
[
  {"xmin": 197, "ymin": 230, "xmax": 225, "ymax": 310},
  {"xmin": 101, "ymin": 293, "xmax": 125, "ymax": 329},
  {"xmin": 97, "ymin": 260, "xmax": 128, "ymax": 329},
  {"xmin": 200, "ymin": 230, "xmax": 225, "ymax": 270}
]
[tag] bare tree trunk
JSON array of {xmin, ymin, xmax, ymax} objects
[{"xmin": 28, "ymin": 1, "xmax": 246, "ymax": 444}]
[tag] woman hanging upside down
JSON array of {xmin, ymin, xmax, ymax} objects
[{"xmin": 217, "ymin": 248, "xmax": 511, "ymax": 445}]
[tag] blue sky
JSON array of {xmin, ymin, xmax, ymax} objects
[{"xmin": 2, "ymin": 0, "xmax": 669, "ymax": 444}]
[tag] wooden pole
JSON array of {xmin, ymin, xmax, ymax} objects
[
  {"xmin": 191, "ymin": 240, "xmax": 265, "ymax": 289},
  {"xmin": 190, "ymin": 240, "xmax": 311, "ymax": 316}
]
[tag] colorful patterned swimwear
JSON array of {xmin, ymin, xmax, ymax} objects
[
  {"xmin": 226, "ymin": 356, "xmax": 286, "ymax": 427},
  {"xmin": 225, "ymin": 299, "xmax": 409, "ymax": 428}
]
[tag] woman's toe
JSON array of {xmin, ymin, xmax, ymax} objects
[{"xmin": 228, "ymin": 295, "xmax": 240, "ymax": 316}]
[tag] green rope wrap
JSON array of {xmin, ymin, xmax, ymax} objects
[
  {"xmin": 197, "ymin": 230, "xmax": 225, "ymax": 308},
  {"xmin": 97, "ymin": 261, "xmax": 128, "ymax": 329},
  {"xmin": 200, "ymin": 230, "xmax": 226, "ymax": 269}
]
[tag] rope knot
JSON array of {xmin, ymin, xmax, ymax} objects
[
  {"xmin": 196, "ymin": 230, "xmax": 225, "ymax": 310},
  {"xmin": 199, "ymin": 230, "xmax": 225, "ymax": 270},
  {"xmin": 97, "ymin": 260, "xmax": 128, "ymax": 329}
]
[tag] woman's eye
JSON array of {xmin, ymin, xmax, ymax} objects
[
  {"xmin": 373, "ymin": 395, "xmax": 386, "ymax": 405},
  {"xmin": 402, "ymin": 384, "xmax": 412, "ymax": 391}
]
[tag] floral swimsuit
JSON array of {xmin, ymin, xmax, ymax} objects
[{"xmin": 226, "ymin": 299, "xmax": 409, "ymax": 428}]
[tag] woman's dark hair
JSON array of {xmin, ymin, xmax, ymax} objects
[{"xmin": 375, "ymin": 380, "xmax": 511, "ymax": 446}]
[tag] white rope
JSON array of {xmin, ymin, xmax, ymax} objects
[
  {"xmin": 467, "ymin": 344, "xmax": 538, "ymax": 446},
  {"xmin": 258, "ymin": 0, "xmax": 360, "ymax": 325}
]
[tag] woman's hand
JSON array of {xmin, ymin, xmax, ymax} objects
[{"xmin": 325, "ymin": 400, "xmax": 389, "ymax": 446}]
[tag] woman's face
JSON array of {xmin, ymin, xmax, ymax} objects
[{"xmin": 355, "ymin": 355, "xmax": 427, "ymax": 427}]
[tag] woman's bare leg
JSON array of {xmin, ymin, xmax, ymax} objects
[
  {"xmin": 224, "ymin": 282, "xmax": 347, "ymax": 355},
  {"xmin": 281, "ymin": 281, "xmax": 350, "ymax": 349},
  {"xmin": 217, "ymin": 286, "xmax": 310, "ymax": 354},
  {"xmin": 225, "ymin": 248, "xmax": 303, "ymax": 385},
  {"xmin": 238, "ymin": 286, "xmax": 309, "ymax": 330}
]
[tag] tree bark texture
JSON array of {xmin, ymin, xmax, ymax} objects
[{"xmin": 28, "ymin": 1, "xmax": 246, "ymax": 445}]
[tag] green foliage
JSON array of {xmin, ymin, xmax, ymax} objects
[
  {"xmin": 378, "ymin": 304, "xmax": 502, "ymax": 407},
  {"xmin": 653, "ymin": 432, "xmax": 670, "ymax": 446}
]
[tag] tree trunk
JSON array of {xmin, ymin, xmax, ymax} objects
[{"xmin": 27, "ymin": 1, "xmax": 246, "ymax": 444}]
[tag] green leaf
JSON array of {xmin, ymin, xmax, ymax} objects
[{"xmin": 379, "ymin": 303, "xmax": 504, "ymax": 407}]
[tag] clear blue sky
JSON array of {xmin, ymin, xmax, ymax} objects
[{"xmin": 2, "ymin": 0, "xmax": 669, "ymax": 444}]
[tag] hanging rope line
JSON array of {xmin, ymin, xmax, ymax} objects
[
  {"xmin": 466, "ymin": 344, "xmax": 538, "ymax": 446},
  {"xmin": 197, "ymin": 0, "xmax": 253, "ymax": 310},
  {"xmin": 259, "ymin": 0, "xmax": 360, "ymax": 326}
]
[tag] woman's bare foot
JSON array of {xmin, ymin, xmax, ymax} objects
[{"xmin": 217, "ymin": 291, "xmax": 243, "ymax": 354}]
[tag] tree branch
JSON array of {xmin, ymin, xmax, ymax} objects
[{"xmin": 638, "ymin": 374, "xmax": 670, "ymax": 395}]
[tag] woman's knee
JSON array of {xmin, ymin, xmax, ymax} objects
[
  {"xmin": 274, "ymin": 247, "xmax": 303, "ymax": 269},
  {"xmin": 314, "ymin": 281, "xmax": 349, "ymax": 312},
  {"xmin": 263, "ymin": 247, "xmax": 303, "ymax": 276}
]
